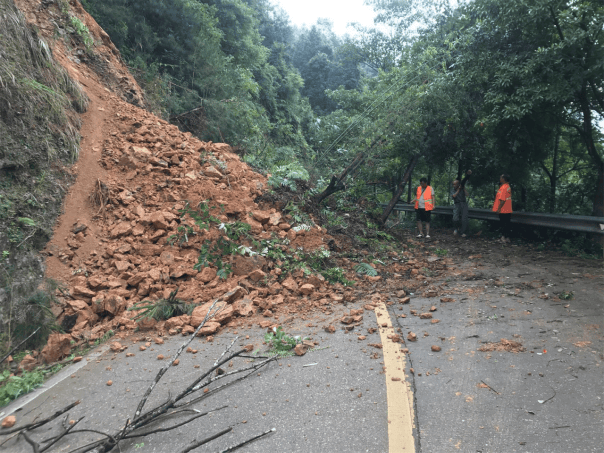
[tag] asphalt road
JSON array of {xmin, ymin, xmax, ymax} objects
[{"xmin": 2, "ymin": 236, "xmax": 602, "ymax": 453}]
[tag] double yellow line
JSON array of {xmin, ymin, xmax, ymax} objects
[{"xmin": 374, "ymin": 303, "xmax": 416, "ymax": 452}]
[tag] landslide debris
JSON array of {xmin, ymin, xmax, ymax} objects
[
  {"xmin": 5, "ymin": 0, "xmax": 459, "ymax": 371},
  {"xmin": 42, "ymin": 97, "xmax": 342, "ymax": 360}
]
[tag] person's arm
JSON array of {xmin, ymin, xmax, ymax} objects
[{"xmin": 460, "ymin": 170, "xmax": 472, "ymax": 188}]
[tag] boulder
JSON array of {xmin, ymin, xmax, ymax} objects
[
  {"xmin": 248, "ymin": 269, "xmax": 267, "ymax": 282},
  {"xmin": 87, "ymin": 276, "xmax": 107, "ymax": 290},
  {"xmin": 41, "ymin": 333, "xmax": 73, "ymax": 363},
  {"xmin": 204, "ymin": 166, "xmax": 223, "ymax": 179},
  {"xmin": 294, "ymin": 344, "xmax": 309, "ymax": 356},
  {"xmin": 222, "ymin": 286, "xmax": 248, "ymax": 303},
  {"xmin": 127, "ymin": 273, "xmax": 147, "ymax": 287},
  {"xmin": 190, "ymin": 301, "xmax": 234, "ymax": 326},
  {"xmin": 131, "ymin": 146, "xmax": 152, "ymax": 161},
  {"xmin": 165, "ymin": 317, "xmax": 184, "ymax": 330},
  {"xmin": 72, "ymin": 286, "xmax": 96, "ymax": 299},
  {"xmin": 299, "ymin": 284, "xmax": 315, "ymax": 295},
  {"xmin": 134, "ymin": 244, "xmax": 162, "ymax": 256},
  {"xmin": 197, "ymin": 267, "xmax": 216, "ymax": 283},
  {"xmin": 195, "ymin": 321, "xmax": 221, "ymax": 336},
  {"xmin": 138, "ymin": 317, "xmax": 157, "ymax": 331},
  {"xmin": 231, "ymin": 254, "xmax": 266, "ymax": 276},
  {"xmin": 233, "ymin": 298, "xmax": 256, "ymax": 317},
  {"xmin": 2, "ymin": 416, "xmax": 16, "ymax": 428},
  {"xmin": 110, "ymin": 222, "xmax": 132, "ymax": 238},
  {"xmin": 268, "ymin": 212, "xmax": 281, "ymax": 226},
  {"xmin": 281, "ymin": 277, "xmax": 298, "ymax": 292},
  {"xmin": 149, "ymin": 212, "xmax": 168, "ymax": 230},
  {"xmin": 19, "ymin": 354, "xmax": 37, "ymax": 372},
  {"xmin": 103, "ymin": 295, "xmax": 127, "ymax": 316},
  {"xmin": 307, "ymin": 274, "xmax": 325, "ymax": 288},
  {"xmin": 252, "ymin": 210, "xmax": 271, "ymax": 224}
]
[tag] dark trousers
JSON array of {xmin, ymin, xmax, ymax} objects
[
  {"xmin": 453, "ymin": 202, "xmax": 468, "ymax": 234},
  {"xmin": 499, "ymin": 213, "xmax": 512, "ymax": 238}
]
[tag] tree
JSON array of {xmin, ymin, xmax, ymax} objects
[{"xmin": 451, "ymin": 0, "xmax": 604, "ymax": 215}]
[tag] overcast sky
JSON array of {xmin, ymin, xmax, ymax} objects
[{"xmin": 274, "ymin": 0, "xmax": 377, "ymax": 35}]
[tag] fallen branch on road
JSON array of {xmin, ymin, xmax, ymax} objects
[{"xmin": 1, "ymin": 294, "xmax": 278, "ymax": 453}]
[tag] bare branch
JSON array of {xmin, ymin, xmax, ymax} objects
[
  {"xmin": 123, "ymin": 406, "xmax": 227, "ymax": 439},
  {"xmin": 0, "ymin": 327, "xmax": 41, "ymax": 365},
  {"xmin": 0, "ymin": 400, "xmax": 80, "ymax": 435},
  {"xmin": 216, "ymin": 428, "xmax": 276, "ymax": 453},
  {"xmin": 20, "ymin": 432, "xmax": 41, "ymax": 453},
  {"xmin": 133, "ymin": 298, "xmax": 222, "ymax": 419},
  {"xmin": 40, "ymin": 416, "xmax": 84, "ymax": 452},
  {"xmin": 179, "ymin": 427, "xmax": 233, "ymax": 453}
]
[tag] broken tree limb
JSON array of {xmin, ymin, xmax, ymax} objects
[
  {"xmin": 217, "ymin": 427, "xmax": 276, "ymax": 453},
  {"xmin": 0, "ymin": 327, "xmax": 41, "ymax": 365},
  {"xmin": 133, "ymin": 298, "xmax": 222, "ymax": 419},
  {"xmin": 0, "ymin": 400, "xmax": 80, "ymax": 435},
  {"xmin": 13, "ymin": 291, "xmax": 277, "ymax": 453},
  {"xmin": 176, "ymin": 358, "xmax": 275, "ymax": 410},
  {"xmin": 122, "ymin": 406, "xmax": 228, "ymax": 439},
  {"xmin": 207, "ymin": 336, "xmax": 238, "ymax": 386},
  {"xmin": 379, "ymin": 154, "xmax": 420, "ymax": 225},
  {"xmin": 480, "ymin": 380, "xmax": 500, "ymax": 395},
  {"xmin": 313, "ymin": 152, "xmax": 365, "ymax": 204},
  {"xmin": 179, "ymin": 427, "xmax": 233, "ymax": 453}
]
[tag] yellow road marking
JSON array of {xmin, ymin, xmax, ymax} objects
[{"xmin": 375, "ymin": 302, "xmax": 415, "ymax": 453}]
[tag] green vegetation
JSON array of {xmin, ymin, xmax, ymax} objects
[
  {"xmin": 128, "ymin": 290, "xmax": 193, "ymax": 322},
  {"xmin": 264, "ymin": 326, "xmax": 307, "ymax": 357},
  {"xmin": 0, "ymin": 368, "xmax": 45, "ymax": 406},
  {"xmin": 354, "ymin": 262, "xmax": 378, "ymax": 277},
  {"xmin": 68, "ymin": 15, "xmax": 94, "ymax": 51},
  {"xmin": 79, "ymin": 0, "xmax": 602, "ymax": 226}
]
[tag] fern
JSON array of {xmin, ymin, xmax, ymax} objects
[
  {"xmin": 354, "ymin": 263, "xmax": 378, "ymax": 277},
  {"xmin": 268, "ymin": 162, "xmax": 309, "ymax": 191}
]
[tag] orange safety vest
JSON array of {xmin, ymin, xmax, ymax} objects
[
  {"xmin": 492, "ymin": 183, "xmax": 512, "ymax": 213},
  {"xmin": 415, "ymin": 186, "xmax": 434, "ymax": 211}
]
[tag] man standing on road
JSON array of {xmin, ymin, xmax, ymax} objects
[
  {"xmin": 412, "ymin": 177, "xmax": 434, "ymax": 238},
  {"xmin": 452, "ymin": 170, "xmax": 472, "ymax": 237},
  {"xmin": 493, "ymin": 173, "xmax": 512, "ymax": 243}
]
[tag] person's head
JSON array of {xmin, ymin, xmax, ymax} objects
[
  {"xmin": 500, "ymin": 174, "xmax": 510, "ymax": 184},
  {"xmin": 420, "ymin": 177, "xmax": 428, "ymax": 188},
  {"xmin": 452, "ymin": 179, "xmax": 460, "ymax": 189}
]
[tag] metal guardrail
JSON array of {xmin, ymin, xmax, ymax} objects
[{"xmin": 384, "ymin": 204, "xmax": 604, "ymax": 235}]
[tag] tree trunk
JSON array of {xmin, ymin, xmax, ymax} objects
[
  {"xmin": 313, "ymin": 152, "xmax": 365, "ymax": 204},
  {"xmin": 549, "ymin": 125, "xmax": 560, "ymax": 213},
  {"xmin": 578, "ymin": 84, "xmax": 604, "ymax": 217},
  {"xmin": 380, "ymin": 154, "xmax": 420, "ymax": 225}
]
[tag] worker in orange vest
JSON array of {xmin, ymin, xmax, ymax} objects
[
  {"xmin": 411, "ymin": 177, "xmax": 434, "ymax": 238},
  {"xmin": 492, "ymin": 173, "xmax": 512, "ymax": 243}
]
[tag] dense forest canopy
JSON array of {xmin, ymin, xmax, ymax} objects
[{"xmin": 82, "ymin": 0, "xmax": 603, "ymax": 217}]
